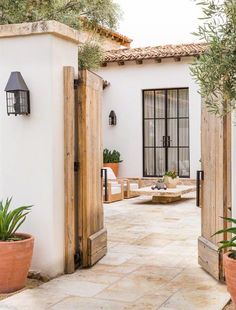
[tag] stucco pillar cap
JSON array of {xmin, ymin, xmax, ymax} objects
[{"xmin": 0, "ymin": 20, "xmax": 81, "ymax": 44}]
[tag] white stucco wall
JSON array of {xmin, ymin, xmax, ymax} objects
[
  {"xmin": 97, "ymin": 58, "xmax": 201, "ymax": 179},
  {"xmin": 0, "ymin": 34, "xmax": 78, "ymax": 277}
]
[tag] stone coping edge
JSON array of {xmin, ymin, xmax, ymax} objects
[{"xmin": 0, "ymin": 20, "xmax": 81, "ymax": 44}]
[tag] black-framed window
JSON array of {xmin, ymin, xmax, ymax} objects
[{"xmin": 143, "ymin": 88, "xmax": 190, "ymax": 178}]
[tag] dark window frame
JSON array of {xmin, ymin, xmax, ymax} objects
[{"xmin": 142, "ymin": 87, "xmax": 190, "ymax": 178}]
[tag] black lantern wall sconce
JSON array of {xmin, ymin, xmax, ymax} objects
[
  {"xmin": 109, "ymin": 110, "xmax": 117, "ymax": 126},
  {"xmin": 5, "ymin": 72, "xmax": 30, "ymax": 116}
]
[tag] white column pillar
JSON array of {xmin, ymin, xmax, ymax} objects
[{"xmin": 0, "ymin": 21, "xmax": 79, "ymax": 277}]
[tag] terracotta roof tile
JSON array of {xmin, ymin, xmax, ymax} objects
[
  {"xmin": 104, "ymin": 43, "xmax": 207, "ymax": 62},
  {"xmin": 81, "ymin": 18, "xmax": 132, "ymax": 47}
]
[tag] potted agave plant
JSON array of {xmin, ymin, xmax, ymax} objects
[
  {"xmin": 103, "ymin": 148, "xmax": 123, "ymax": 177},
  {"xmin": 214, "ymin": 217, "xmax": 236, "ymax": 308},
  {"xmin": 163, "ymin": 170, "xmax": 179, "ymax": 188},
  {"xmin": 0, "ymin": 198, "xmax": 34, "ymax": 293}
]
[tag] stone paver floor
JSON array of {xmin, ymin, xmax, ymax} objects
[{"xmin": 0, "ymin": 194, "xmax": 230, "ymax": 309}]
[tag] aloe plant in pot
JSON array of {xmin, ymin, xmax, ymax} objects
[
  {"xmin": 103, "ymin": 148, "xmax": 123, "ymax": 177},
  {"xmin": 214, "ymin": 217, "xmax": 236, "ymax": 308},
  {"xmin": 0, "ymin": 198, "xmax": 34, "ymax": 293}
]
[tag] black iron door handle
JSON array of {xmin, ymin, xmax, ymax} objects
[
  {"xmin": 167, "ymin": 136, "xmax": 173, "ymax": 147},
  {"xmin": 101, "ymin": 168, "xmax": 108, "ymax": 201},
  {"xmin": 162, "ymin": 136, "xmax": 167, "ymax": 147},
  {"xmin": 196, "ymin": 170, "xmax": 204, "ymax": 207}
]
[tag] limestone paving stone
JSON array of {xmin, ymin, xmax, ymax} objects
[
  {"xmin": 0, "ymin": 196, "xmax": 230, "ymax": 310},
  {"xmin": 0, "ymin": 288, "xmax": 68, "ymax": 310},
  {"xmin": 49, "ymin": 296, "xmax": 127, "ymax": 310}
]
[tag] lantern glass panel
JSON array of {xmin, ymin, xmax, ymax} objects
[
  {"xmin": 109, "ymin": 111, "xmax": 117, "ymax": 125},
  {"xmin": 6, "ymin": 90, "xmax": 29, "ymax": 115},
  {"xmin": 112, "ymin": 116, "xmax": 117, "ymax": 125}
]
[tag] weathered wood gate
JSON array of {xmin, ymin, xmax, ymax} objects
[
  {"xmin": 64, "ymin": 67, "xmax": 107, "ymax": 273},
  {"xmin": 198, "ymin": 105, "xmax": 231, "ymax": 281}
]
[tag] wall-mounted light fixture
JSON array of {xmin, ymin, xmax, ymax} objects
[
  {"xmin": 5, "ymin": 72, "xmax": 30, "ymax": 116},
  {"xmin": 109, "ymin": 110, "xmax": 117, "ymax": 126}
]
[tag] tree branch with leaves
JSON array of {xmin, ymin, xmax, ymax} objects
[
  {"xmin": 191, "ymin": 0, "xmax": 236, "ymax": 116},
  {"xmin": 0, "ymin": 0, "xmax": 122, "ymax": 70},
  {"xmin": 0, "ymin": 0, "xmax": 121, "ymax": 29}
]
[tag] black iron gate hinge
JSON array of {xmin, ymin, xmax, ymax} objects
[
  {"xmin": 74, "ymin": 250, "xmax": 80, "ymax": 267},
  {"xmin": 74, "ymin": 79, "xmax": 80, "ymax": 89},
  {"xmin": 196, "ymin": 170, "xmax": 204, "ymax": 207},
  {"xmin": 74, "ymin": 161, "xmax": 80, "ymax": 172}
]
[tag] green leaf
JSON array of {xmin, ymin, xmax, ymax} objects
[
  {"xmin": 213, "ymin": 227, "xmax": 236, "ymax": 236},
  {"xmin": 78, "ymin": 41, "xmax": 104, "ymax": 70},
  {"xmin": 103, "ymin": 148, "xmax": 122, "ymax": 163},
  {"xmin": 191, "ymin": 0, "xmax": 236, "ymax": 116},
  {"xmin": 0, "ymin": 0, "xmax": 122, "ymax": 32},
  {"xmin": 219, "ymin": 242, "xmax": 236, "ymax": 251},
  {"xmin": 0, "ymin": 199, "xmax": 33, "ymax": 241},
  {"xmin": 221, "ymin": 217, "xmax": 236, "ymax": 224}
]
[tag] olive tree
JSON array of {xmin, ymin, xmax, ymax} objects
[
  {"xmin": 191, "ymin": 0, "xmax": 236, "ymax": 116},
  {"xmin": 0, "ymin": 0, "xmax": 122, "ymax": 69},
  {"xmin": 0, "ymin": 0, "xmax": 121, "ymax": 29}
]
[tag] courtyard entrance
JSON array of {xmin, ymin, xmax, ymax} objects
[{"xmin": 63, "ymin": 68, "xmax": 232, "ymax": 285}]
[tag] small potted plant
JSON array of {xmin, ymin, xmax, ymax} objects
[
  {"xmin": 214, "ymin": 217, "xmax": 236, "ymax": 308},
  {"xmin": 163, "ymin": 170, "xmax": 179, "ymax": 188},
  {"xmin": 103, "ymin": 148, "xmax": 123, "ymax": 177},
  {"xmin": 0, "ymin": 198, "xmax": 34, "ymax": 293}
]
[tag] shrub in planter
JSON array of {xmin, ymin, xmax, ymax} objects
[
  {"xmin": 0, "ymin": 198, "xmax": 34, "ymax": 293},
  {"xmin": 214, "ymin": 218, "xmax": 236, "ymax": 308},
  {"xmin": 103, "ymin": 148, "xmax": 123, "ymax": 177},
  {"xmin": 163, "ymin": 170, "xmax": 179, "ymax": 188}
]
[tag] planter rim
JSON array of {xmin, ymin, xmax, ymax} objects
[
  {"xmin": 104, "ymin": 162, "xmax": 121, "ymax": 164},
  {"xmin": 224, "ymin": 251, "xmax": 236, "ymax": 262},
  {"xmin": 0, "ymin": 233, "xmax": 34, "ymax": 244}
]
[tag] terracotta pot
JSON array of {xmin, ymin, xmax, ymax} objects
[
  {"xmin": 103, "ymin": 163, "xmax": 119, "ymax": 177},
  {"xmin": 0, "ymin": 233, "xmax": 34, "ymax": 293},
  {"xmin": 224, "ymin": 252, "xmax": 236, "ymax": 308},
  {"xmin": 163, "ymin": 176, "xmax": 179, "ymax": 188}
]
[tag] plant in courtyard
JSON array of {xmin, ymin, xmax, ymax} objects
[
  {"xmin": 214, "ymin": 217, "xmax": 236, "ymax": 306},
  {"xmin": 214, "ymin": 217, "xmax": 236, "ymax": 259},
  {"xmin": 0, "ymin": 0, "xmax": 122, "ymax": 70},
  {"xmin": 0, "ymin": 198, "xmax": 34, "ymax": 293},
  {"xmin": 103, "ymin": 148, "xmax": 123, "ymax": 163},
  {"xmin": 191, "ymin": 0, "xmax": 236, "ymax": 116},
  {"xmin": 163, "ymin": 170, "xmax": 178, "ymax": 189},
  {"xmin": 164, "ymin": 170, "xmax": 177, "ymax": 179},
  {"xmin": 0, "ymin": 198, "xmax": 32, "ymax": 241},
  {"xmin": 78, "ymin": 41, "xmax": 104, "ymax": 70}
]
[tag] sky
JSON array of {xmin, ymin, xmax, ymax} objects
[{"xmin": 115, "ymin": 0, "xmax": 203, "ymax": 47}]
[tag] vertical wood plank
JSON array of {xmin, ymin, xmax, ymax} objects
[
  {"xmin": 64, "ymin": 66, "xmax": 75, "ymax": 274},
  {"xmin": 224, "ymin": 114, "xmax": 232, "ymax": 248},
  {"xmin": 78, "ymin": 70, "xmax": 107, "ymax": 267},
  {"xmin": 199, "ymin": 103, "xmax": 231, "ymax": 281}
]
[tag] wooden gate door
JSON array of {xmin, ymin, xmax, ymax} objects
[
  {"xmin": 77, "ymin": 70, "xmax": 107, "ymax": 267},
  {"xmin": 64, "ymin": 67, "xmax": 107, "ymax": 273},
  {"xmin": 198, "ymin": 105, "xmax": 231, "ymax": 281}
]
